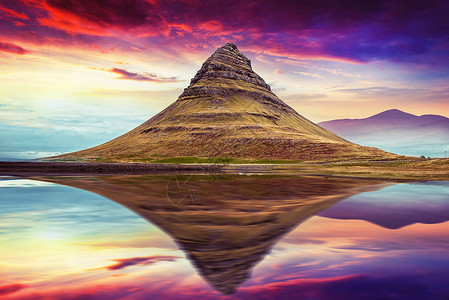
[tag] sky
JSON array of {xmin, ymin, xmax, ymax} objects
[
  {"xmin": 1, "ymin": 0, "xmax": 449, "ymax": 159},
  {"xmin": 1, "ymin": 178, "xmax": 449, "ymax": 299}
]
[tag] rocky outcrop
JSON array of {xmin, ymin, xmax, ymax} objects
[{"xmin": 187, "ymin": 43, "xmax": 270, "ymax": 90}]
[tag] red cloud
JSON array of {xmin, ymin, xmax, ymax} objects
[
  {"xmin": 37, "ymin": 0, "xmax": 166, "ymax": 36},
  {"xmin": 0, "ymin": 5, "xmax": 30, "ymax": 20},
  {"xmin": 0, "ymin": 283, "xmax": 27, "ymax": 296},
  {"xmin": 1, "ymin": 0, "xmax": 445, "ymax": 67},
  {"xmin": 0, "ymin": 41, "xmax": 29, "ymax": 55},
  {"xmin": 241, "ymin": 274, "xmax": 363, "ymax": 292}
]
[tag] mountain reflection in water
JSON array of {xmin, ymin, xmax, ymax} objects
[
  {"xmin": 35, "ymin": 175, "xmax": 385, "ymax": 295},
  {"xmin": 1, "ymin": 175, "xmax": 449, "ymax": 299},
  {"xmin": 319, "ymin": 181, "xmax": 449, "ymax": 229}
]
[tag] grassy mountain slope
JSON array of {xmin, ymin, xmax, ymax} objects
[{"xmin": 48, "ymin": 44, "xmax": 399, "ymax": 162}]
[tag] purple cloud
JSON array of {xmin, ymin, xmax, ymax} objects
[
  {"xmin": 0, "ymin": 0, "xmax": 446, "ymax": 80},
  {"xmin": 236, "ymin": 274, "xmax": 432, "ymax": 300},
  {"xmin": 0, "ymin": 41, "xmax": 29, "ymax": 55},
  {"xmin": 108, "ymin": 68, "xmax": 179, "ymax": 82},
  {"xmin": 99, "ymin": 255, "xmax": 179, "ymax": 271}
]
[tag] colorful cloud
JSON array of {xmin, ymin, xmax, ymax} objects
[
  {"xmin": 236, "ymin": 274, "xmax": 430, "ymax": 300},
  {"xmin": 0, "ymin": 0, "xmax": 447, "ymax": 65},
  {"xmin": 0, "ymin": 41, "xmax": 29, "ymax": 55},
  {"xmin": 0, "ymin": 283, "xmax": 27, "ymax": 296},
  {"xmin": 98, "ymin": 255, "xmax": 180, "ymax": 271},
  {"xmin": 107, "ymin": 68, "xmax": 179, "ymax": 82},
  {"xmin": 37, "ymin": 0, "xmax": 165, "ymax": 36}
]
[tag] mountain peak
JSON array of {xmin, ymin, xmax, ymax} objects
[
  {"xmin": 218, "ymin": 42, "xmax": 240, "ymax": 54},
  {"xmin": 209, "ymin": 42, "xmax": 250, "ymax": 68},
  {"xmin": 187, "ymin": 43, "xmax": 254, "ymax": 87},
  {"xmin": 223, "ymin": 42, "xmax": 238, "ymax": 50},
  {"xmin": 369, "ymin": 109, "xmax": 416, "ymax": 120},
  {"xmin": 382, "ymin": 108, "xmax": 404, "ymax": 114}
]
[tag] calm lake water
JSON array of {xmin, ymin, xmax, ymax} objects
[{"xmin": 1, "ymin": 175, "xmax": 448, "ymax": 300}]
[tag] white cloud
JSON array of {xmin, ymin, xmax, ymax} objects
[
  {"xmin": 293, "ymin": 71, "xmax": 324, "ymax": 78},
  {"xmin": 0, "ymin": 151, "xmax": 64, "ymax": 159}
]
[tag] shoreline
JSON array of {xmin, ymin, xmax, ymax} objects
[
  {"xmin": 1, "ymin": 160, "xmax": 447, "ymax": 181},
  {"xmin": 0, "ymin": 161, "xmax": 224, "ymax": 176}
]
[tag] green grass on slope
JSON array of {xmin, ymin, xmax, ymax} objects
[{"xmin": 132, "ymin": 156, "xmax": 304, "ymax": 164}]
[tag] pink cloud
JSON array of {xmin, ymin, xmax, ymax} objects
[
  {"xmin": 95, "ymin": 255, "xmax": 180, "ymax": 271},
  {"xmin": 0, "ymin": 5, "xmax": 30, "ymax": 20},
  {"xmin": 107, "ymin": 68, "xmax": 180, "ymax": 82},
  {"xmin": 0, "ymin": 41, "xmax": 30, "ymax": 55},
  {"xmin": 0, "ymin": 283, "xmax": 28, "ymax": 296}
]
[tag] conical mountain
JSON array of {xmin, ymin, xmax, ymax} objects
[
  {"xmin": 52, "ymin": 43, "xmax": 396, "ymax": 162},
  {"xmin": 36, "ymin": 175, "xmax": 386, "ymax": 294}
]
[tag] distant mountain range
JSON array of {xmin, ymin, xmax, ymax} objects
[{"xmin": 319, "ymin": 109, "xmax": 449, "ymax": 157}]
